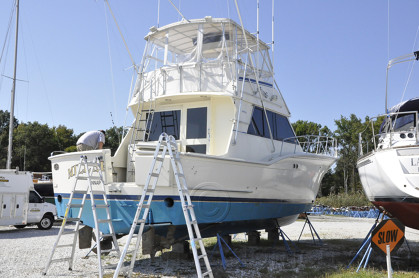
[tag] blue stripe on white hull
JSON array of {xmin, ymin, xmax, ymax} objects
[{"xmin": 54, "ymin": 194, "xmax": 312, "ymax": 236}]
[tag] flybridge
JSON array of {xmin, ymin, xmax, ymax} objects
[{"xmin": 131, "ymin": 17, "xmax": 288, "ymax": 115}]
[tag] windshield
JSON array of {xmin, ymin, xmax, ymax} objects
[{"xmin": 380, "ymin": 113, "xmax": 416, "ymax": 133}]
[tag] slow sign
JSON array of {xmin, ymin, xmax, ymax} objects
[{"xmin": 371, "ymin": 218, "xmax": 405, "ymax": 255}]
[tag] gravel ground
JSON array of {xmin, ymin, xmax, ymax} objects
[{"xmin": 1, "ymin": 215, "xmax": 418, "ymax": 277}]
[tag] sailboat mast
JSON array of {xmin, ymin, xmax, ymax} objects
[{"xmin": 6, "ymin": 0, "xmax": 19, "ymax": 170}]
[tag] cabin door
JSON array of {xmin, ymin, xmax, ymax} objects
[{"xmin": 183, "ymin": 106, "xmax": 209, "ymax": 154}]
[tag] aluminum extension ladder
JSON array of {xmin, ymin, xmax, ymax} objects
[
  {"xmin": 43, "ymin": 155, "xmax": 120, "ymax": 277},
  {"xmin": 113, "ymin": 133, "xmax": 213, "ymax": 278}
]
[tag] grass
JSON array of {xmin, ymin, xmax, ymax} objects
[{"xmin": 315, "ymin": 192, "xmax": 371, "ymax": 208}]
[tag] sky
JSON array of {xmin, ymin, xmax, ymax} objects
[{"xmin": 0, "ymin": 0, "xmax": 419, "ymax": 136}]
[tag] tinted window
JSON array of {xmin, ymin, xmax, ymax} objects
[
  {"xmin": 29, "ymin": 191, "xmax": 42, "ymax": 203},
  {"xmin": 248, "ymin": 106, "xmax": 267, "ymax": 137},
  {"xmin": 147, "ymin": 110, "xmax": 181, "ymax": 141},
  {"xmin": 186, "ymin": 144, "xmax": 207, "ymax": 154},
  {"xmin": 275, "ymin": 114, "xmax": 295, "ymax": 140},
  {"xmin": 393, "ymin": 113, "xmax": 415, "ymax": 132},
  {"xmin": 187, "ymin": 107, "xmax": 207, "ymax": 139},
  {"xmin": 247, "ymin": 106, "xmax": 296, "ymax": 142}
]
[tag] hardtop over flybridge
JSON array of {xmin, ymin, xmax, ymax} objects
[{"xmin": 49, "ymin": 17, "xmax": 337, "ymax": 253}]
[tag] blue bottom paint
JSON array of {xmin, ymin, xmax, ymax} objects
[{"xmin": 54, "ymin": 193, "xmax": 312, "ymax": 238}]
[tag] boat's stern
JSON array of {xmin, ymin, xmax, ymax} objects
[{"xmin": 48, "ymin": 149, "xmax": 113, "ymax": 218}]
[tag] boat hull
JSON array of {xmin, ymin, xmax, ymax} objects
[
  {"xmin": 50, "ymin": 149, "xmax": 334, "ymax": 238},
  {"xmin": 357, "ymin": 147, "xmax": 419, "ymax": 230}
]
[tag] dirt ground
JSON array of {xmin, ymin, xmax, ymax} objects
[{"xmin": 1, "ymin": 215, "xmax": 418, "ymax": 277}]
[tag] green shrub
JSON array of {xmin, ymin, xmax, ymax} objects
[{"xmin": 315, "ymin": 191, "xmax": 371, "ymax": 208}]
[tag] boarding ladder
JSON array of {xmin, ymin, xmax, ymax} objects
[
  {"xmin": 43, "ymin": 155, "xmax": 120, "ymax": 278},
  {"xmin": 113, "ymin": 133, "xmax": 213, "ymax": 278}
]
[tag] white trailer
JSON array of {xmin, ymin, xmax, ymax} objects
[{"xmin": 0, "ymin": 169, "xmax": 56, "ymax": 230}]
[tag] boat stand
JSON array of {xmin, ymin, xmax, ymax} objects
[
  {"xmin": 347, "ymin": 213, "xmax": 382, "ymax": 271},
  {"xmin": 297, "ymin": 213, "xmax": 323, "ymax": 246},
  {"xmin": 278, "ymin": 228, "xmax": 299, "ymax": 254},
  {"xmin": 211, "ymin": 233, "xmax": 245, "ymax": 270}
]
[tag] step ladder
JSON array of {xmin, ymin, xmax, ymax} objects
[
  {"xmin": 113, "ymin": 133, "xmax": 213, "ymax": 278},
  {"xmin": 43, "ymin": 155, "xmax": 120, "ymax": 278}
]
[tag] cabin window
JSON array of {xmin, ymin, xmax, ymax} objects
[
  {"xmin": 247, "ymin": 106, "xmax": 296, "ymax": 142},
  {"xmin": 186, "ymin": 107, "xmax": 207, "ymax": 139},
  {"xmin": 186, "ymin": 144, "xmax": 207, "ymax": 154},
  {"xmin": 393, "ymin": 113, "xmax": 416, "ymax": 132},
  {"xmin": 147, "ymin": 110, "xmax": 181, "ymax": 141}
]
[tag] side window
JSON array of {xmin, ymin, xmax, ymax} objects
[
  {"xmin": 186, "ymin": 107, "xmax": 207, "ymax": 139},
  {"xmin": 147, "ymin": 110, "xmax": 181, "ymax": 141},
  {"xmin": 275, "ymin": 114, "xmax": 296, "ymax": 141},
  {"xmin": 248, "ymin": 106, "xmax": 267, "ymax": 137},
  {"xmin": 247, "ymin": 106, "xmax": 296, "ymax": 143},
  {"xmin": 29, "ymin": 191, "xmax": 42, "ymax": 203}
]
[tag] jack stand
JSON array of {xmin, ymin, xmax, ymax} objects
[
  {"xmin": 297, "ymin": 213, "xmax": 323, "ymax": 246},
  {"xmin": 211, "ymin": 233, "xmax": 245, "ymax": 270},
  {"xmin": 278, "ymin": 228, "xmax": 299, "ymax": 254},
  {"xmin": 347, "ymin": 213, "xmax": 382, "ymax": 271}
]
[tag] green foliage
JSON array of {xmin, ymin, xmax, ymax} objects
[
  {"xmin": 315, "ymin": 192, "xmax": 371, "ymax": 208},
  {"xmin": 105, "ymin": 126, "xmax": 124, "ymax": 156},
  {"xmin": 12, "ymin": 122, "xmax": 57, "ymax": 172},
  {"xmin": 292, "ymin": 120, "xmax": 332, "ymax": 137}
]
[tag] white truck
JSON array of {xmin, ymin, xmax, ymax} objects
[{"xmin": 0, "ymin": 169, "xmax": 57, "ymax": 230}]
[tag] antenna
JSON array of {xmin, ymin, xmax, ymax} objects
[
  {"xmin": 168, "ymin": 0, "xmax": 190, "ymax": 22},
  {"xmin": 272, "ymin": 0, "xmax": 275, "ymax": 73}
]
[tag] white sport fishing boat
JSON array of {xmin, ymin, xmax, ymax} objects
[
  {"xmin": 358, "ymin": 51, "xmax": 419, "ymax": 230},
  {"xmin": 49, "ymin": 16, "xmax": 337, "ymax": 250}
]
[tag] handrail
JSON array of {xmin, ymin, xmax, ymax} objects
[{"xmin": 280, "ymin": 135, "xmax": 337, "ymax": 157}]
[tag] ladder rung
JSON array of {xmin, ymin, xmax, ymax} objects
[
  {"xmin": 95, "ymin": 204, "xmax": 109, "ymax": 208},
  {"xmin": 73, "ymin": 190, "xmax": 87, "ymax": 195},
  {"xmin": 175, "ymin": 173, "xmax": 185, "ymax": 178},
  {"xmin": 69, "ymin": 204, "xmax": 83, "ymax": 208},
  {"xmin": 65, "ymin": 217, "xmax": 80, "ymax": 222},
  {"xmin": 91, "ymin": 190, "xmax": 106, "ymax": 195},
  {"xmin": 50, "ymin": 258, "xmax": 72, "ymax": 264},
  {"xmin": 193, "ymin": 237, "xmax": 202, "ymax": 241},
  {"xmin": 137, "ymin": 219, "xmax": 146, "ymax": 224},
  {"xmin": 155, "ymin": 157, "xmax": 164, "ymax": 162},
  {"xmin": 97, "ymin": 219, "xmax": 111, "ymax": 223},
  {"xmin": 190, "ymin": 220, "xmax": 197, "ymax": 225},
  {"xmin": 184, "ymin": 205, "xmax": 194, "ymax": 209},
  {"xmin": 150, "ymin": 173, "xmax": 159, "ymax": 178},
  {"xmin": 144, "ymin": 189, "xmax": 155, "ymax": 193},
  {"xmin": 197, "ymin": 254, "xmax": 207, "ymax": 259},
  {"xmin": 101, "ymin": 233, "xmax": 115, "ymax": 238},
  {"xmin": 139, "ymin": 204, "xmax": 150, "ymax": 209},
  {"xmin": 202, "ymin": 270, "xmax": 213, "ymax": 276}
]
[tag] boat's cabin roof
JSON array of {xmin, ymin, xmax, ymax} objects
[
  {"xmin": 380, "ymin": 97, "xmax": 419, "ymax": 133},
  {"xmin": 145, "ymin": 17, "xmax": 269, "ymax": 56}
]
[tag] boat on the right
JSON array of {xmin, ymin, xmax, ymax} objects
[{"xmin": 357, "ymin": 50, "xmax": 419, "ymax": 230}]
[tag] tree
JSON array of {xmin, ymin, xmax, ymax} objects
[
  {"xmin": 105, "ymin": 126, "xmax": 124, "ymax": 155},
  {"xmin": 333, "ymin": 114, "xmax": 365, "ymax": 194},
  {"xmin": 53, "ymin": 125, "xmax": 76, "ymax": 153},
  {"xmin": 0, "ymin": 110, "xmax": 19, "ymax": 168},
  {"xmin": 12, "ymin": 122, "xmax": 57, "ymax": 172},
  {"xmin": 292, "ymin": 120, "xmax": 332, "ymax": 137}
]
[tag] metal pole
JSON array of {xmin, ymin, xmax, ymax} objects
[
  {"xmin": 6, "ymin": 0, "xmax": 19, "ymax": 170},
  {"xmin": 386, "ymin": 244, "xmax": 392, "ymax": 278}
]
